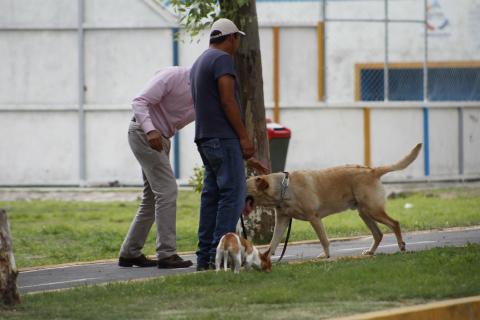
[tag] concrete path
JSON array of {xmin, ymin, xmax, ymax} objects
[{"xmin": 18, "ymin": 226, "xmax": 480, "ymax": 294}]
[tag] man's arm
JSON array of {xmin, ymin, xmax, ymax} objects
[
  {"xmin": 217, "ymin": 74, "xmax": 254, "ymax": 159},
  {"xmin": 132, "ymin": 73, "xmax": 170, "ymax": 152}
]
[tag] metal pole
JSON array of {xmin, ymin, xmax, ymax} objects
[
  {"xmin": 423, "ymin": 0, "xmax": 428, "ymax": 102},
  {"xmin": 423, "ymin": 107, "xmax": 430, "ymax": 176},
  {"xmin": 384, "ymin": 0, "xmax": 389, "ymax": 101},
  {"xmin": 322, "ymin": 0, "xmax": 327, "ymax": 102},
  {"xmin": 78, "ymin": 0, "xmax": 86, "ymax": 186},
  {"xmin": 172, "ymin": 28, "xmax": 180, "ymax": 179},
  {"xmin": 423, "ymin": 0, "xmax": 430, "ymax": 177}
]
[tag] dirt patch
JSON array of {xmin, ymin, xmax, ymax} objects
[
  {"xmin": 1, "ymin": 182, "xmax": 479, "ymax": 202},
  {"xmin": 0, "ymin": 188, "xmax": 143, "ymax": 202}
]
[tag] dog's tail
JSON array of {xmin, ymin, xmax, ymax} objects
[{"xmin": 373, "ymin": 143, "xmax": 422, "ymax": 178}]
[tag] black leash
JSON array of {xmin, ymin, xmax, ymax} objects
[
  {"xmin": 241, "ymin": 213, "xmax": 292, "ymax": 263},
  {"xmin": 241, "ymin": 171, "xmax": 292, "ymax": 262},
  {"xmin": 276, "ymin": 217, "xmax": 292, "ymax": 263},
  {"xmin": 240, "ymin": 214, "xmax": 248, "ymax": 240},
  {"xmin": 276, "ymin": 172, "xmax": 291, "ymax": 263}
]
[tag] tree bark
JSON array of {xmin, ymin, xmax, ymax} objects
[
  {"xmin": 0, "ymin": 209, "xmax": 20, "ymax": 306},
  {"xmin": 222, "ymin": 0, "xmax": 276, "ymax": 243}
]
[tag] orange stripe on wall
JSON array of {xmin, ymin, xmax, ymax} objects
[
  {"xmin": 317, "ymin": 22, "xmax": 325, "ymax": 101},
  {"xmin": 273, "ymin": 26, "xmax": 280, "ymax": 123},
  {"xmin": 363, "ymin": 108, "xmax": 371, "ymax": 167},
  {"xmin": 356, "ymin": 65, "xmax": 371, "ymax": 167}
]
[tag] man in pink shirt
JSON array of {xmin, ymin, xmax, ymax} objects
[{"xmin": 119, "ymin": 66, "xmax": 194, "ymax": 268}]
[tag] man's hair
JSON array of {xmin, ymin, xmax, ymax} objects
[{"xmin": 209, "ymin": 31, "xmax": 238, "ymax": 45}]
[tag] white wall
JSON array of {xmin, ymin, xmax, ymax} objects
[
  {"xmin": 464, "ymin": 109, "xmax": 480, "ymax": 175},
  {"xmin": 429, "ymin": 109, "xmax": 460, "ymax": 177},
  {"xmin": 0, "ymin": 0, "xmax": 479, "ymax": 186},
  {"xmin": 370, "ymin": 109, "xmax": 425, "ymax": 180},
  {"xmin": 0, "ymin": 0, "xmax": 77, "ymax": 27},
  {"xmin": 0, "ymin": 31, "xmax": 78, "ymax": 105},
  {"xmin": 84, "ymin": 0, "xmax": 172, "ymax": 27},
  {"xmin": 0, "ymin": 111, "xmax": 79, "ymax": 185},
  {"xmin": 84, "ymin": 29, "xmax": 173, "ymax": 104},
  {"xmin": 280, "ymin": 108, "xmax": 364, "ymax": 170}
]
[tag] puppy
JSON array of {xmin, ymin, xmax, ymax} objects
[
  {"xmin": 215, "ymin": 232, "xmax": 272, "ymax": 273},
  {"xmin": 245, "ymin": 143, "xmax": 422, "ymax": 258}
]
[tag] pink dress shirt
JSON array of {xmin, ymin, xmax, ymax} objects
[{"xmin": 132, "ymin": 66, "xmax": 194, "ymax": 139}]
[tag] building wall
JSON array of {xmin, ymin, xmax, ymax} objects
[{"xmin": 0, "ymin": 0, "xmax": 479, "ymax": 186}]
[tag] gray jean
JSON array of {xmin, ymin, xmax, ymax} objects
[{"xmin": 119, "ymin": 121, "xmax": 177, "ymax": 260}]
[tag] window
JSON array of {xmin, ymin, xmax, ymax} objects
[{"xmin": 356, "ymin": 62, "xmax": 480, "ymax": 101}]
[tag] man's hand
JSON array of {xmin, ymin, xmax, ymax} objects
[
  {"xmin": 240, "ymin": 137, "xmax": 254, "ymax": 160},
  {"xmin": 147, "ymin": 130, "xmax": 164, "ymax": 152},
  {"xmin": 246, "ymin": 158, "xmax": 270, "ymax": 175}
]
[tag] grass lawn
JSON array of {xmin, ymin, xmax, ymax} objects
[
  {"xmin": 1, "ymin": 187, "xmax": 479, "ymax": 268},
  {"xmin": 2, "ymin": 245, "xmax": 480, "ymax": 319}
]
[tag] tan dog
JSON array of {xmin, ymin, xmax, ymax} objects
[
  {"xmin": 244, "ymin": 143, "xmax": 422, "ymax": 258},
  {"xmin": 215, "ymin": 232, "xmax": 272, "ymax": 273}
]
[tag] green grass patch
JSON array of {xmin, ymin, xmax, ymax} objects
[
  {"xmin": 2, "ymin": 244, "xmax": 480, "ymax": 319},
  {"xmin": 1, "ymin": 187, "xmax": 479, "ymax": 268},
  {"xmin": 1, "ymin": 192, "xmax": 200, "ymax": 268}
]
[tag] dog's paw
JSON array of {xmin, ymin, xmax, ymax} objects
[
  {"xmin": 361, "ymin": 250, "xmax": 375, "ymax": 256},
  {"xmin": 317, "ymin": 253, "xmax": 330, "ymax": 259}
]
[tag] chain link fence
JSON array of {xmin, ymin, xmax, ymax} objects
[{"xmin": 323, "ymin": 0, "xmax": 480, "ymax": 104}]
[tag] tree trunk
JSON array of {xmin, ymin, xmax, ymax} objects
[
  {"xmin": 222, "ymin": 0, "xmax": 276, "ymax": 244},
  {"xmin": 0, "ymin": 209, "xmax": 20, "ymax": 306}
]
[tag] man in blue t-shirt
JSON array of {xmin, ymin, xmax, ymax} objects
[{"xmin": 190, "ymin": 18, "xmax": 266, "ymax": 271}]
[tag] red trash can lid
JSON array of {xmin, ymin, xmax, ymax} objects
[{"xmin": 266, "ymin": 120, "xmax": 291, "ymax": 140}]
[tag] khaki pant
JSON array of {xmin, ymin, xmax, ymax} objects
[{"xmin": 119, "ymin": 121, "xmax": 177, "ymax": 260}]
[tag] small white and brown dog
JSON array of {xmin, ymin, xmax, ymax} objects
[{"xmin": 215, "ymin": 232, "xmax": 272, "ymax": 273}]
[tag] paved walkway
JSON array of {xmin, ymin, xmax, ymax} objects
[{"xmin": 18, "ymin": 226, "xmax": 480, "ymax": 294}]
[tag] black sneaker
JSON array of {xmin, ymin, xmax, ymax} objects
[
  {"xmin": 118, "ymin": 254, "xmax": 157, "ymax": 267},
  {"xmin": 158, "ymin": 254, "xmax": 193, "ymax": 269}
]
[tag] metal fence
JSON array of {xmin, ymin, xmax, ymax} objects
[
  {"xmin": 313, "ymin": 0, "xmax": 480, "ymax": 175},
  {"xmin": 319, "ymin": 0, "xmax": 480, "ymax": 105}
]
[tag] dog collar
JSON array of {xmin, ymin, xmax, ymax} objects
[{"xmin": 279, "ymin": 171, "xmax": 290, "ymax": 204}]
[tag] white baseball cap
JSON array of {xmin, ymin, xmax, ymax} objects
[{"xmin": 210, "ymin": 18, "xmax": 246, "ymax": 39}]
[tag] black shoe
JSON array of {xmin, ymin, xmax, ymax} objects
[
  {"xmin": 158, "ymin": 254, "xmax": 193, "ymax": 269},
  {"xmin": 118, "ymin": 254, "xmax": 157, "ymax": 267},
  {"xmin": 196, "ymin": 264, "xmax": 210, "ymax": 271},
  {"xmin": 196, "ymin": 261, "xmax": 215, "ymax": 272}
]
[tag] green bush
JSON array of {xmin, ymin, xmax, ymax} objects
[{"xmin": 189, "ymin": 165, "xmax": 204, "ymax": 193}]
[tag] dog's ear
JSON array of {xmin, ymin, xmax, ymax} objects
[
  {"xmin": 261, "ymin": 247, "xmax": 271, "ymax": 257},
  {"xmin": 255, "ymin": 177, "xmax": 269, "ymax": 191},
  {"xmin": 259, "ymin": 248, "xmax": 271, "ymax": 260},
  {"xmin": 260, "ymin": 248, "xmax": 272, "ymax": 272}
]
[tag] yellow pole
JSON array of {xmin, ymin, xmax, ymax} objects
[
  {"xmin": 363, "ymin": 107, "xmax": 371, "ymax": 167},
  {"xmin": 356, "ymin": 64, "xmax": 372, "ymax": 168},
  {"xmin": 273, "ymin": 26, "xmax": 280, "ymax": 123},
  {"xmin": 317, "ymin": 22, "xmax": 325, "ymax": 101}
]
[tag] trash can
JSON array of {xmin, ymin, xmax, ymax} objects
[{"xmin": 266, "ymin": 119, "xmax": 291, "ymax": 173}]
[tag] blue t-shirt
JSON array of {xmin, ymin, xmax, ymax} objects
[{"xmin": 190, "ymin": 48, "xmax": 243, "ymax": 141}]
